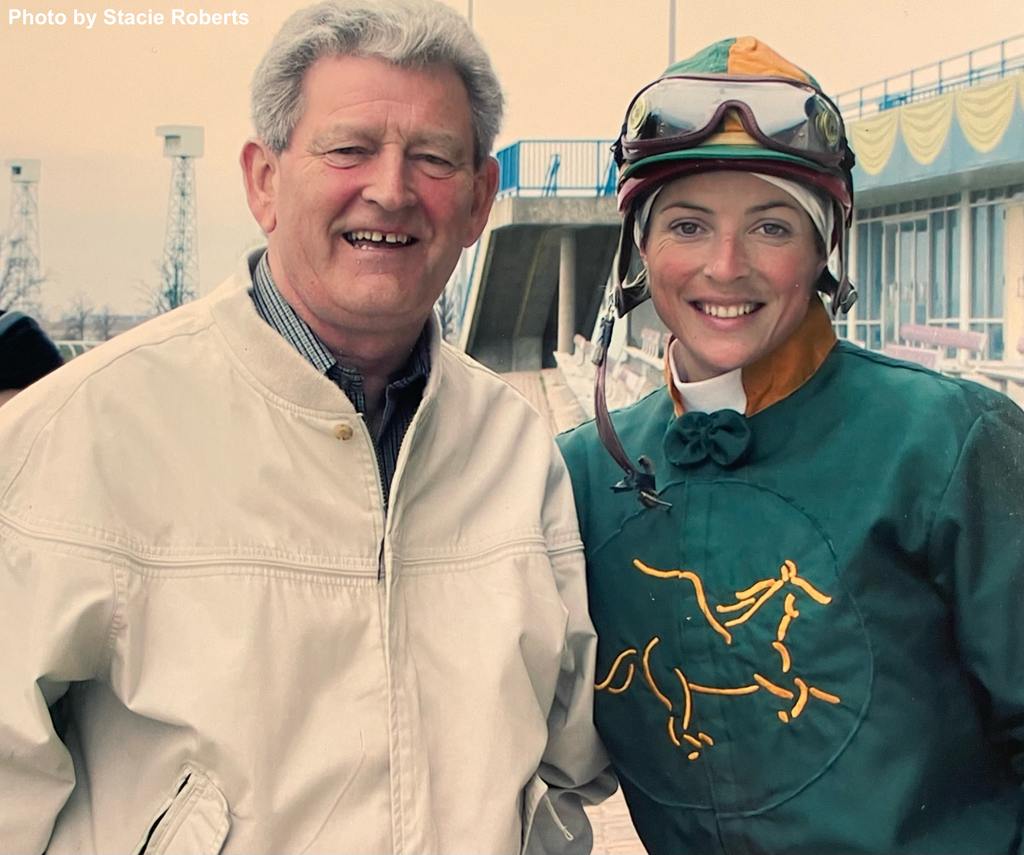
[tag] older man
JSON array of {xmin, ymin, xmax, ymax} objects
[{"xmin": 0, "ymin": 2, "xmax": 608, "ymax": 852}]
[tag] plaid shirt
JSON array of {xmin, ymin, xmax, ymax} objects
[{"xmin": 250, "ymin": 251, "xmax": 430, "ymax": 507}]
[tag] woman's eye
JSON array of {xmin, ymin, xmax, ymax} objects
[
  {"xmin": 672, "ymin": 221, "xmax": 703, "ymax": 236},
  {"xmin": 758, "ymin": 222, "xmax": 791, "ymax": 237}
]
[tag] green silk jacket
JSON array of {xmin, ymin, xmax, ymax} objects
[{"xmin": 559, "ymin": 307, "xmax": 1024, "ymax": 855}]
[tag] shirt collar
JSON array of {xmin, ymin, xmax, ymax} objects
[
  {"xmin": 667, "ymin": 352, "xmax": 746, "ymax": 414},
  {"xmin": 250, "ymin": 250, "xmax": 336, "ymax": 375},
  {"xmin": 249, "ymin": 249, "xmax": 431, "ymax": 387}
]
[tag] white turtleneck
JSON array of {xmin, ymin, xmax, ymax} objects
[{"xmin": 668, "ymin": 339, "xmax": 747, "ymax": 414}]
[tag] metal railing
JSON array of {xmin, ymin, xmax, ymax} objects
[
  {"xmin": 834, "ymin": 34, "xmax": 1024, "ymax": 119},
  {"xmin": 53, "ymin": 340, "xmax": 102, "ymax": 359},
  {"xmin": 496, "ymin": 139, "xmax": 617, "ymax": 197}
]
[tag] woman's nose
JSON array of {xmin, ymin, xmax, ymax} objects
[{"xmin": 703, "ymin": 235, "xmax": 750, "ymax": 282}]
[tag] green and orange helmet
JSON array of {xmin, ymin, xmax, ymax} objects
[{"xmin": 611, "ymin": 35, "xmax": 857, "ymax": 317}]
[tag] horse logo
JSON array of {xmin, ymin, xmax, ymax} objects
[{"xmin": 595, "ymin": 558, "xmax": 841, "ymax": 761}]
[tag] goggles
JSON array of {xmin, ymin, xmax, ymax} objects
[{"xmin": 614, "ymin": 74, "xmax": 848, "ymax": 171}]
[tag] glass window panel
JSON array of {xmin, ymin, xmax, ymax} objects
[
  {"xmin": 971, "ymin": 206, "xmax": 989, "ymax": 317},
  {"xmin": 868, "ymin": 222, "xmax": 883, "ymax": 320},
  {"xmin": 915, "ymin": 219, "xmax": 928, "ymax": 324},
  {"xmin": 885, "ymin": 224, "xmax": 897, "ymax": 286},
  {"xmin": 946, "ymin": 208, "xmax": 954, "ymax": 319},
  {"xmin": 991, "ymin": 324, "xmax": 1004, "ymax": 360},
  {"xmin": 856, "ymin": 222, "xmax": 869, "ymax": 305},
  {"xmin": 884, "ymin": 224, "xmax": 898, "ymax": 344},
  {"xmin": 899, "ymin": 222, "xmax": 914, "ymax": 332},
  {"xmin": 930, "ymin": 212, "xmax": 946, "ymax": 319},
  {"xmin": 991, "ymin": 204, "xmax": 1004, "ymax": 317}
]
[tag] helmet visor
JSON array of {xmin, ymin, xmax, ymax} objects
[{"xmin": 617, "ymin": 75, "xmax": 847, "ymax": 170}]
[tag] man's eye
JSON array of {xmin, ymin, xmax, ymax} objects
[
  {"xmin": 323, "ymin": 147, "xmax": 367, "ymax": 166},
  {"xmin": 414, "ymin": 154, "xmax": 457, "ymax": 177}
]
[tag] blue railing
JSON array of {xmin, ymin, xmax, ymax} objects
[
  {"xmin": 834, "ymin": 34, "xmax": 1024, "ymax": 119},
  {"xmin": 496, "ymin": 139, "xmax": 617, "ymax": 197}
]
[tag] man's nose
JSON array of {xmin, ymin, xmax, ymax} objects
[
  {"xmin": 703, "ymin": 234, "xmax": 750, "ymax": 282},
  {"xmin": 361, "ymin": 148, "xmax": 416, "ymax": 211}
]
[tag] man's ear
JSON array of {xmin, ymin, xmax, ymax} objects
[
  {"xmin": 463, "ymin": 156, "xmax": 500, "ymax": 248},
  {"xmin": 240, "ymin": 139, "xmax": 279, "ymax": 234}
]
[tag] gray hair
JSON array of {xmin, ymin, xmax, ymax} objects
[{"xmin": 251, "ymin": 0, "xmax": 504, "ymax": 166}]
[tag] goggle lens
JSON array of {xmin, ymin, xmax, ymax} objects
[{"xmin": 620, "ymin": 75, "xmax": 846, "ymax": 168}]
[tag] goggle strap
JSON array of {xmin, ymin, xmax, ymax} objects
[{"xmin": 821, "ymin": 209, "xmax": 857, "ymax": 318}]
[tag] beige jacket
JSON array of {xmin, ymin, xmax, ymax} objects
[{"xmin": 0, "ymin": 254, "xmax": 609, "ymax": 854}]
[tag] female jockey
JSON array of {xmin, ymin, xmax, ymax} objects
[{"xmin": 559, "ymin": 36, "xmax": 1024, "ymax": 855}]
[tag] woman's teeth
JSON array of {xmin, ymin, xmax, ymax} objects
[{"xmin": 698, "ymin": 302, "xmax": 757, "ymax": 319}]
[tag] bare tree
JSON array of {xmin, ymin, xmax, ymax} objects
[
  {"xmin": 0, "ymin": 229, "xmax": 44, "ymax": 311},
  {"xmin": 92, "ymin": 305, "xmax": 116, "ymax": 341},
  {"xmin": 62, "ymin": 295, "xmax": 94, "ymax": 341},
  {"xmin": 144, "ymin": 257, "xmax": 196, "ymax": 316}
]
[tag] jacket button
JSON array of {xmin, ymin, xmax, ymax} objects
[{"xmin": 334, "ymin": 422, "xmax": 354, "ymax": 441}]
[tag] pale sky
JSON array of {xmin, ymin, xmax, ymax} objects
[{"xmin": 0, "ymin": 0, "xmax": 1020, "ymax": 316}]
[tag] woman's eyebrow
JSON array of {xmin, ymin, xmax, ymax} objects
[
  {"xmin": 747, "ymin": 200, "xmax": 801, "ymax": 214},
  {"xmin": 657, "ymin": 200, "xmax": 800, "ymax": 215},
  {"xmin": 658, "ymin": 201, "xmax": 713, "ymax": 214}
]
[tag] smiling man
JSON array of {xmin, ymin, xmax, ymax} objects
[{"xmin": 0, "ymin": 2, "xmax": 609, "ymax": 852}]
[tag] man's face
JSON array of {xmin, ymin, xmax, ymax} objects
[{"xmin": 245, "ymin": 54, "xmax": 498, "ymax": 343}]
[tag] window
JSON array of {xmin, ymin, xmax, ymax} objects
[{"xmin": 969, "ymin": 190, "xmax": 1012, "ymax": 359}]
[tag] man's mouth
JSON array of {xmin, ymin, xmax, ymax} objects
[
  {"xmin": 343, "ymin": 230, "xmax": 416, "ymax": 247},
  {"xmin": 693, "ymin": 301, "xmax": 760, "ymax": 319}
]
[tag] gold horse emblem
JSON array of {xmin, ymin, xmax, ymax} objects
[{"xmin": 596, "ymin": 558, "xmax": 841, "ymax": 760}]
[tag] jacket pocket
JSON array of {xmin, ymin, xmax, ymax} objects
[
  {"xmin": 519, "ymin": 773, "xmax": 548, "ymax": 855},
  {"xmin": 131, "ymin": 763, "xmax": 231, "ymax": 855}
]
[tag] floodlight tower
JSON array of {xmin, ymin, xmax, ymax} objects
[
  {"xmin": 155, "ymin": 125, "xmax": 203, "ymax": 311},
  {"xmin": 2, "ymin": 159, "xmax": 43, "ymax": 309}
]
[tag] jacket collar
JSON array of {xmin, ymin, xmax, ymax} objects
[
  {"xmin": 208, "ymin": 250, "xmax": 445, "ymax": 415},
  {"xmin": 666, "ymin": 297, "xmax": 836, "ymax": 417}
]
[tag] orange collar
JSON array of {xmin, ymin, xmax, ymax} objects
[{"xmin": 666, "ymin": 298, "xmax": 837, "ymax": 417}]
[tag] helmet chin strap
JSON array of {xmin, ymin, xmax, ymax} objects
[{"xmin": 592, "ymin": 299, "xmax": 672, "ymax": 510}]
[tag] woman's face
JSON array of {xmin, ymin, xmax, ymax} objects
[{"xmin": 641, "ymin": 170, "xmax": 827, "ymax": 382}]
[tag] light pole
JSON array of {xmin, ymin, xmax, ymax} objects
[{"xmin": 668, "ymin": 0, "xmax": 677, "ymax": 66}]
